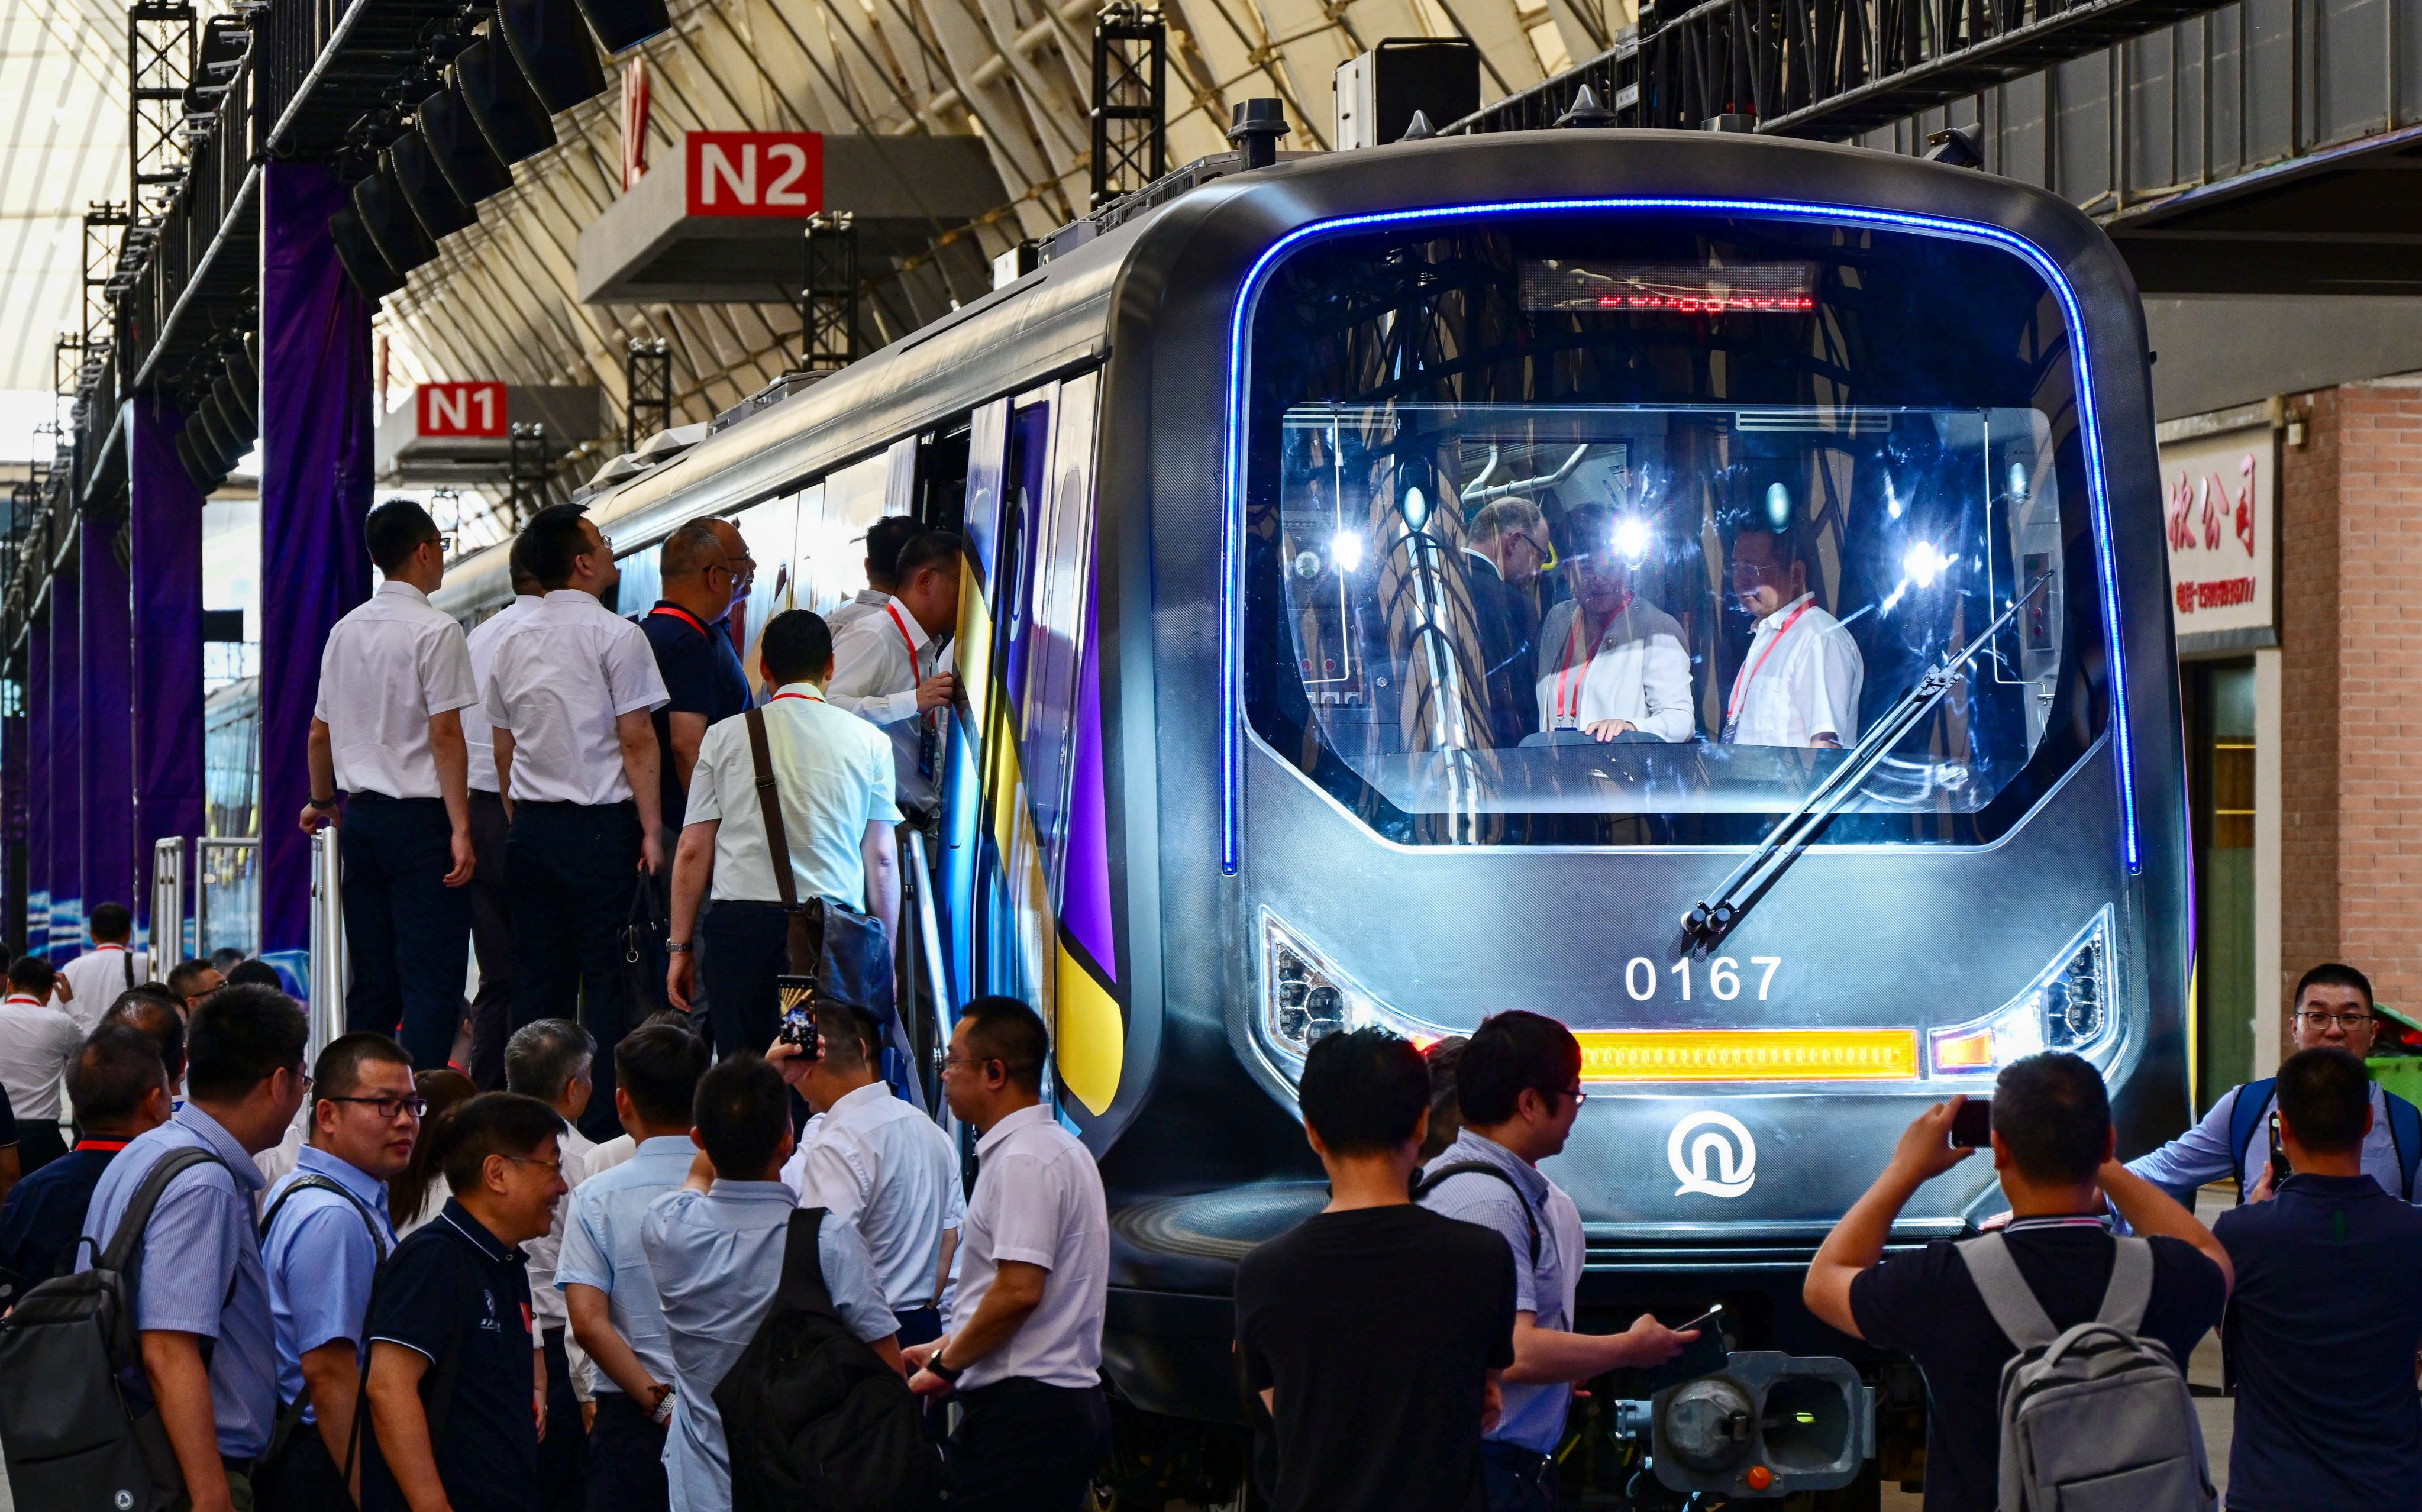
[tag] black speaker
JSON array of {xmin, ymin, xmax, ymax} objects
[
  {"xmin": 195, "ymin": 392, "xmax": 242, "ymax": 471},
  {"xmin": 497, "ymin": 0, "xmax": 606, "ymax": 113},
  {"xmin": 420, "ymin": 80, "xmax": 514, "ymax": 206},
  {"xmin": 572, "ymin": 0, "xmax": 669, "ymax": 54},
  {"xmin": 213, "ymin": 373, "xmax": 254, "ymax": 442},
  {"xmin": 176, "ymin": 425, "xmax": 221, "ymax": 493},
  {"xmin": 353, "ymin": 166, "xmax": 439, "ymax": 276},
  {"xmin": 389, "ymin": 135, "xmax": 474, "ymax": 241},
  {"xmin": 330, "ymin": 206, "xmax": 408, "ymax": 300},
  {"xmin": 223, "ymin": 336, "xmax": 257, "ymax": 400},
  {"xmin": 456, "ymin": 37, "xmax": 558, "ymax": 163}
]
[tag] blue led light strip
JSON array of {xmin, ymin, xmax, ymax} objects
[{"xmin": 1219, "ymin": 195, "xmax": 2142, "ymax": 877}]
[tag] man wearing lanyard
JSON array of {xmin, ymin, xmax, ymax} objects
[
  {"xmin": 667, "ymin": 610, "xmax": 901, "ymax": 1057},
  {"xmin": 0, "ymin": 1023, "xmax": 169, "ymax": 1298},
  {"xmin": 828, "ymin": 530, "xmax": 961, "ymax": 823},
  {"xmin": 0, "ymin": 956, "xmax": 81, "ymax": 1172},
  {"xmin": 461, "ymin": 539, "xmax": 544, "ymax": 1090},
  {"xmin": 485, "ymin": 503, "xmax": 670, "ymax": 1062},
  {"xmin": 302, "ymin": 499, "xmax": 481, "ymax": 1069},
  {"xmin": 56, "ymin": 902, "xmax": 149, "ymax": 1035},
  {"xmin": 1720, "ymin": 525, "xmax": 1864, "ymax": 750},
  {"xmin": 1532, "ymin": 505, "xmax": 1693, "ymax": 744},
  {"xmin": 828, "ymin": 516, "xmax": 922, "ymax": 638}
]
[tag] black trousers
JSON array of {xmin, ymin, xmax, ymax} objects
[
  {"xmin": 466, "ymin": 789, "xmax": 515, "ymax": 1089},
  {"xmin": 506, "ymin": 800, "xmax": 641, "ymax": 1064},
  {"xmin": 943, "ymin": 1379, "xmax": 1110, "ymax": 1512},
  {"xmin": 700, "ymin": 899, "xmax": 790, "ymax": 1060},
  {"xmin": 15, "ymin": 1120, "xmax": 66, "ymax": 1176},
  {"xmin": 255, "ymin": 1419, "xmax": 347, "ymax": 1512},
  {"xmin": 341, "ymin": 794, "xmax": 473, "ymax": 1068},
  {"xmin": 540, "ymin": 1326, "xmax": 587, "ymax": 1512},
  {"xmin": 583, "ymin": 1393, "xmax": 669, "ymax": 1512},
  {"xmin": 1478, "ymin": 1441, "xmax": 1559, "ymax": 1512}
]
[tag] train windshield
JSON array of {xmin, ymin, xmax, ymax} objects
[{"xmin": 1241, "ymin": 212, "xmax": 2107, "ymax": 847}]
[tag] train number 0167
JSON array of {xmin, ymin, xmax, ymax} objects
[{"xmin": 1623, "ymin": 955, "xmax": 1782, "ymax": 1002}]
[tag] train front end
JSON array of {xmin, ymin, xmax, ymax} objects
[{"xmin": 1084, "ymin": 130, "xmax": 2186, "ymax": 1430}]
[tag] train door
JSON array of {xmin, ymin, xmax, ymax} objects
[{"xmin": 726, "ymin": 490, "xmax": 800, "ymax": 699}]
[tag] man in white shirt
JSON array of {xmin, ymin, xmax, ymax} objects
[
  {"xmin": 828, "ymin": 530, "xmax": 961, "ymax": 818},
  {"xmin": 300, "ymin": 499, "xmax": 480, "ymax": 1069},
  {"xmin": 1721, "ymin": 526, "xmax": 1865, "ymax": 749},
  {"xmin": 1533, "ymin": 505, "xmax": 1694, "ymax": 744},
  {"xmin": 667, "ymin": 609, "xmax": 902, "ymax": 1059},
  {"xmin": 0, "ymin": 956, "xmax": 82, "ymax": 1172},
  {"xmin": 826, "ymin": 516, "xmax": 922, "ymax": 639},
  {"xmin": 56, "ymin": 902, "xmax": 149, "ymax": 1035},
  {"xmin": 505, "ymin": 1017, "xmax": 598, "ymax": 1511},
  {"xmin": 905, "ymin": 996, "xmax": 1111, "ymax": 1512},
  {"xmin": 771, "ymin": 1000, "xmax": 962, "ymax": 1345},
  {"xmin": 486, "ymin": 503, "xmax": 669, "ymax": 1052},
  {"xmin": 461, "ymin": 541, "xmax": 544, "ymax": 1090}
]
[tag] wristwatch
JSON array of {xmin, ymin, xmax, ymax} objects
[
  {"xmin": 666, "ymin": 941, "xmax": 692, "ymax": 954},
  {"xmin": 306, "ymin": 795, "xmax": 340, "ymax": 811},
  {"xmin": 927, "ymin": 1355, "xmax": 964, "ymax": 1384}
]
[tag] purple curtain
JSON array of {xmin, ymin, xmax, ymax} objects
[
  {"xmin": 259, "ymin": 161, "xmax": 373, "ymax": 962},
  {"xmin": 131, "ymin": 396, "xmax": 206, "ymax": 959},
  {"xmin": 25, "ymin": 614, "xmax": 48, "ymax": 958},
  {"xmin": 83, "ymin": 509, "xmax": 136, "ymax": 926},
  {"xmin": 2, "ymin": 712, "xmax": 23, "ymax": 955},
  {"xmin": 50, "ymin": 570, "xmax": 82, "ymax": 961}
]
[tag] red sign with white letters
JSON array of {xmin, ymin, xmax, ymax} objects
[
  {"xmin": 417, "ymin": 382, "xmax": 506, "ymax": 438},
  {"xmin": 684, "ymin": 131, "xmax": 824, "ymax": 217}
]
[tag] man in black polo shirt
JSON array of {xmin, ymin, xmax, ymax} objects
[
  {"xmin": 1804, "ymin": 1052, "xmax": 2232, "ymax": 1512},
  {"xmin": 2213, "ymin": 1045, "xmax": 2422, "ymax": 1512},
  {"xmin": 363, "ymin": 1092, "xmax": 570, "ymax": 1512}
]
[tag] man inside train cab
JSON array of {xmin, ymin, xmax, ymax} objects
[
  {"xmin": 1532, "ymin": 505, "xmax": 1693, "ymax": 745},
  {"xmin": 829, "ymin": 530, "xmax": 963, "ymax": 823},
  {"xmin": 1720, "ymin": 519, "xmax": 1864, "ymax": 750}
]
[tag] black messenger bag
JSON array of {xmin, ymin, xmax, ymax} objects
[{"xmin": 745, "ymin": 706, "xmax": 897, "ymax": 1028}]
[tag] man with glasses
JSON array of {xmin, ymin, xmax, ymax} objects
[
  {"xmin": 1464, "ymin": 499, "xmax": 1551, "ymax": 744},
  {"xmin": 1415, "ymin": 1010, "xmax": 1697, "ymax": 1512},
  {"xmin": 1721, "ymin": 522, "xmax": 1864, "ymax": 750},
  {"xmin": 257, "ymin": 1032, "xmax": 421, "ymax": 1511},
  {"xmin": 2129, "ymin": 962, "xmax": 2422, "ymax": 1205},
  {"xmin": 301, "ymin": 497, "xmax": 481, "ymax": 1068}
]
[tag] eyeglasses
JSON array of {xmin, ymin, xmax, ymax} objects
[
  {"xmin": 325, "ymin": 1094, "xmax": 429, "ymax": 1119},
  {"xmin": 941, "ymin": 1054, "xmax": 999, "ymax": 1072},
  {"xmin": 503, "ymin": 1154, "xmax": 565, "ymax": 1174},
  {"xmin": 2297, "ymin": 1010, "xmax": 2375, "ymax": 1030},
  {"xmin": 1556, "ymin": 1087, "xmax": 1589, "ymax": 1107}
]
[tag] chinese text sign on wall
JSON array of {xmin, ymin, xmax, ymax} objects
[{"xmin": 2161, "ymin": 424, "xmax": 2274, "ymax": 650}]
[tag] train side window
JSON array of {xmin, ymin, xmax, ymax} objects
[
  {"xmin": 728, "ymin": 490, "xmax": 800, "ymax": 696},
  {"xmin": 799, "ymin": 451, "xmax": 890, "ymax": 616},
  {"xmin": 917, "ymin": 422, "xmax": 974, "ymax": 537}
]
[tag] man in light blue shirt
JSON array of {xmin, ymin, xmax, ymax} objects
[
  {"xmin": 257, "ymin": 1032, "xmax": 418, "ymax": 1511},
  {"xmin": 1415, "ymin": 1012, "xmax": 1696, "ymax": 1512},
  {"xmin": 80, "ymin": 984, "xmax": 311, "ymax": 1512},
  {"xmin": 559, "ymin": 1023, "xmax": 711, "ymax": 1512},
  {"xmin": 642, "ymin": 1054, "xmax": 898, "ymax": 1512}
]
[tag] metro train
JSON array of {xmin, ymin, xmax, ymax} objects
[{"xmin": 434, "ymin": 125, "xmax": 2188, "ymax": 1500}]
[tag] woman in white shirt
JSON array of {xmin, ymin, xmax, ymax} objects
[{"xmin": 1534, "ymin": 507, "xmax": 1695, "ymax": 742}]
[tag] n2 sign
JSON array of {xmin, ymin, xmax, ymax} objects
[
  {"xmin": 419, "ymin": 382, "xmax": 506, "ymax": 438},
  {"xmin": 686, "ymin": 132, "xmax": 823, "ymax": 217}
]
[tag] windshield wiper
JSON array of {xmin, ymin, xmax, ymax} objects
[{"xmin": 1680, "ymin": 576, "xmax": 2052, "ymax": 953}]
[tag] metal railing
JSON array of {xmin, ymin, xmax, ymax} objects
[
  {"xmin": 196, "ymin": 836, "xmax": 260, "ymax": 958},
  {"xmin": 150, "ymin": 835, "xmax": 189, "ymax": 965},
  {"xmin": 308, "ymin": 827, "xmax": 346, "ymax": 1055}
]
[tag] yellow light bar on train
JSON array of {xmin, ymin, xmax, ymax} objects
[{"xmin": 1574, "ymin": 1029, "xmax": 1920, "ymax": 1082}]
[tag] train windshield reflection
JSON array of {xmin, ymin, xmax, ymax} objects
[{"xmin": 1251, "ymin": 400, "xmax": 2069, "ymax": 844}]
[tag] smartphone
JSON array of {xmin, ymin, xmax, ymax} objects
[
  {"xmin": 1950, "ymin": 1098, "xmax": 1993, "ymax": 1148},
  {"xmin": 776, "ymin": 978, "xmax": 820, "ymax": 1058},
  {"xmin": 2268, "ymin": 1111, "xmax": 2293, "ymax": 1181}
]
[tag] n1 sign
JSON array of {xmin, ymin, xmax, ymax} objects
[
  {"xmin": 686, "ymin": 131, "xmax": 824, "ymax": 217},
  {"xmin": 419, "ymin": 382, "xmax": 506, "ymax": 438}
]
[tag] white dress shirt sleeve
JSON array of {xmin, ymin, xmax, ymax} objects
[
  {"xmin": 420, "ymin": 622, "xmax": 480, "ymax": 718},
  {"xmin": 603, "ymin": 622, "xmax": 672, "ymax": 716},
  {"xmin": 681, "ymin": 722, "xmax": 731, "ymax": 826},
  {"xmin": 984, "ymin": 1152, "xmax": 1068, "ymax": 1271},
  {"xmin": 1640, "ymin": 627, "xmax": 1695, "ymax": 743},
  {"xmin": 826, "ymin": 621, "xmax": 919, "ymax": 727},
  {"xmin": 1807, "ymin": 627, "xmax": 1865, "ymax": 743},
  {"xmin": 483, "ymin": 642, "xmax": 518, "ymax": 731},
  {"xmin": 796, "ymin": 1136, "xmax": 869, "ymax": 1228}
]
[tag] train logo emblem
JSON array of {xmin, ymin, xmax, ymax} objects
[{"xmin": 1668, "ymin": 1112, "xmax": 1757, "ymax": 1198}]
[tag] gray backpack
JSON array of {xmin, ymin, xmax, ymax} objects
[{"xmin": 1958, "ymin": 1232, "xmax": 2215, "ymax": 1512}]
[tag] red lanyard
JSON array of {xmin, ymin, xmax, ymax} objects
[
  {"xmin": 649, "ymin": 603, "xmax": 710, "ymax": 637},
  {"xmin": 884, "ymin": 602, "xmax": 922, "ymax": 668},
  {"xmin": 768, "ymin": 691, "xmax": 824, "ymax": 705},
  {"xmin": 1551, "ymin": 599, "xmax": 1633, "ymax": 723},
  {"xmin": 1727, "ymin": 599, "xmax": 1816, "ymax": 723},
  {"xmin": 75, "ymin": 1139, "xmax": 131, "ymax": 1153}
]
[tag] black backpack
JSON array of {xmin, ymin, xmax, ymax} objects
[
  {"xmin": 254, "ymin": 1173, "xmax": 393, "ymax": 1474},
  {"xmin": 0, "ymin": 1146, "xmax": 228, "ymax": 1512},
  {"xmin": 713, "ymin": 1208, "xmax": 940, "ymax": 1512}
]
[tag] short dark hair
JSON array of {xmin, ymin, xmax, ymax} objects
[
  {"xmin": 106, "ymin": 989, "xmax": 188, "ymax": 1084},
  {"xmin": 439, "ymin": 1091, "xmax": 566, "ymax": 1193},
  {"xmin": 894, "ymin": 531, "xmax": 961, "ymax": 584},
  {"xmin": 817, "ymin": 1001, "xmax": 880, "ymax": 1070},
  {"xmin": 167, "ymin": 958, "xmax": 220, "ymax": 1000},
  {"xmin": 959, "ymin": 996, "xmax": 1048, "ymax": 1093},
  {"xmin": 1732, "ymin": 523, "xmax": 1810, "ymax": 570},
  {"xmin": 225, "ymin": 960, "xmax": 282, "ymax": 989},
  {"xmin": 693, "ymin": 1054, "xmax": 790, "ymax": 1178},
  {"xmin": 367, "ymin": 497, "xmax": 441, "ymax": 574},
  {"xmin": 616, "ymin": 1022, "xmax": 709, "ymax": 1127},
  {"xmin": 1991, "ymin": 1052, "xmax": 2112, "ymax": 1185},
  {"xmin": 505, "ymin": 1019, "xmax": 595, "ymax": 1103},
  {"xmin": 760, "ymin": 610, "xmax": 834, "ymax": 686},
  {"xmin": 865, "ymin": 516, "xmax": 921, "ymax": 581},
  {"xmin": 508, "ymin": 531, "xmax": 541, "ymax": 593},
  {"xmin": 1421, "ymin": 1036, "xmax": 1469, "ymax": 1162},
  {"xmin": 71, "ymin": 1023, "xmax": 170, "ymax": 1128},
  {"xmin": 316, "ymin": 1031, "xmax": 414, "ymax": 1102},
  {"xmin": 8, "ymin": 955, "xmax": 56, "ymax": 996},
  {"xmin": 1457, "ymin": 1011, "xmax": 1582, "ymax": 1126},
  {"xmin": 1299, "ymin": 1028, "xmax": 1430, "ymax": 1155},
  {"xmin": 87, "ymin": 903, "xmax": 133, "ymax": 944},
  {"xmin": 660, "ymin": 519, "xmax": 726, "ymax": 583},
  {"xmin": 185, "ymin": 983, "xmax": 309, "ymax": 1102},
  {"xmin": 2278, "ymin": 1046, "xmax": 2373, "ymax": 1154},
  {"xmin": 2294, "ymin": 962, "xmax": 2373, "ymax": 1010},
  {"xmin": 520, "ymin": 502, "xmax": 595, "ymax": 590}
]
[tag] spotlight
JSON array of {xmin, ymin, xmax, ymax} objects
[
  {"xmin": 1763, "ymin": 482, "xmax": 1790, "ymax": 530},
  {"xmin": 389, "ymin": 134, "xmax": 474, "ymax": 240},
  {"xmin": 496, "ymin": 0, "xmax": 608, "ymax": 114},
  {"xmin": 456, "ymin": 37, "xmax": 558, "ymax": 164},
  {"xmin": 1403, "ymin": 486, "xmax": 1428, "ymax": 529},
  {"xmin": 419, "ymin": 79, "xmax": 514, "ymax": 205},
  {"xmin": 329, "ymin": 205, "xmax": 408, "ymax": 300},
  {"xmin": 353, "ymin": 165, "xmax": 439, "ymax": 274},
  {"xmin": 176, "ymin": 425, "xmax": 220, "ymax": 493},
  {"xmin": 1902, "ymin": 541, "xmax": 1952, "ymax": 589},
  {"xmin": 571, "ymin": 0, "xmax": 671, "ymax": 53},
  {"xmin": 1613, "ymin": 515, "xmax": 1651, "ymax": 563},
  {"xmin": 1330, "ymin": 530, "xmax": 1365, "ymax": 573}
]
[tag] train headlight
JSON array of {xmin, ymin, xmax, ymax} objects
[
  {"xmin": 1927, "ymin": 907, "xmax": 2114, "ymax": 1077},
  {"xmin": 1258, "ymin": 910, "xmax": 1447, "ymax": 1078}
]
